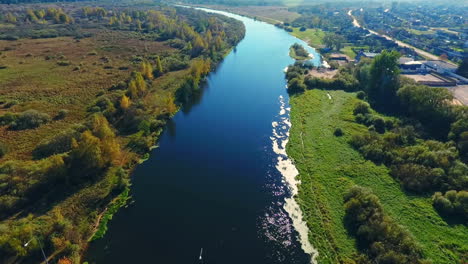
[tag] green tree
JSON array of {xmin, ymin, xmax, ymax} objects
[
  {"xmin": 368, "ymin": 50, "xmax": 401, "ymax": 110},
  {"xmin": 397, "ymin": 84, "xmax": 454, "ymax": 138},
  {"xmin": 457, "ymin": 55, "xmax": 468, "ymax": 78},
  {"xmin": 154, "ymin": 56, "xmax": 163, "ymax": 77}
]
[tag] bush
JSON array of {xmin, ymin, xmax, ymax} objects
[
  {"xmin": 373, "ymin": 117, "xmax": 386, "ymax": 133},
  {"xmin": 33, "ymin": 128, "xmax": 80, "ymax": 159},
  {"xmin": 355, "ymin": 113, "xmax": 365, "ymax": 124},
  {"xmin": 288, "ymin": 77, "xmax": 307, "ymax": 93},
  {"xmin": 57, "ymin": 61, "xmax": 71, "ymax": 66},
  {"xmin": 344, "ymin": 186, "xmax": 425, "ymax": 264},
  {"xmin": 4, "ymin": 100, "xmax": 18, "ymax": 108},
  {"xmin": 433, "ymin": 190, "xmax": 468, "ymax": 220},
  {"xmin": 353, "ymin": 101, "xmax": 370, "ymax": 115},
  {"xmin": 0, "ymin": 112, "xmax": 17, "ymax": 126},
  {"xmin": 356, "ymin": 91, "xmax": 366, "ymax": 100},
  {"xmin": 10, "ymin": 110, "xmax": 51, "ymax": 130},
  {"xmin": 56, "ymin": 109, "xmax": 69, "ymax": 120},
  {"xmin": 334, "ymin": 127, "xmax": 344, "ymax": 137},
  {"xmin": 0, "ymin": 143, "xmax": 7, "ymax": 158}
]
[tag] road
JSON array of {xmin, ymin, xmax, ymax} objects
[{"xmin": 347, "ymin": 10, "xmax": 454, "ymax": 63}]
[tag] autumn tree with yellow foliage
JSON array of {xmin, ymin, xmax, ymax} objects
[
  {"xmin": 141, "ymin": 61, "xmax": 154, "ymax": 80},
  {"xmin": 120, "ymin": 95, "xmax": 130, "ymax": 110}
]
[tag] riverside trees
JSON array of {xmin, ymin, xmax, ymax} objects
[
  {"xmin": 284, "ymin": 50, "xmax": 468, "ymax": 248},
  {"xmin": 0, "ymin": 3, "xmax": 245, "ymax": 263}
]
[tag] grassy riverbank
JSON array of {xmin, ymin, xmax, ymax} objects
[
  {"xmin": 287, "ymin": 89, "xmax": 468, "ymax": 264},
  {"xmin": 290, "ymin": 28, "xmax": 325, "ymax": 48}
]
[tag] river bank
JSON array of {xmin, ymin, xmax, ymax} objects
[
  {"xmin": 85, "ymin": 7, "xmax": 321, "ymax": 264},
  {"xmin": 287, "ymin": 89, "xmax": 468, "ymax": 263}
]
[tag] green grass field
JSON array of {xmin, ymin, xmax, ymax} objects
[
  {"xmin": 287, "ymin": 89, "xmax": 468, "ymax": 264},
  {"xmin": 290, "ymin": 28, "xmax": 325, "ymax": 48}
]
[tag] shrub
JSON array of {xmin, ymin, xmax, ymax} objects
[
  {"xmin": 334, "ymin": 127, "xmax": 344, "ymax": 137},
  {"xmin": 56, "ymin": 109, "xmax": 69, "ymax": 120},
  {"xmin": 4, "ymin": 100, "xmax": 18, "ymax": 108},
  {"xmin": 433, "ymin": 190, "xmax": 468, "ymax": 220},
  {"xmin": 0, "ymin": 143, "xmax": 7, "ymax": 158},
  {"xmin": 344, "ymin": 186, "xmax": 425, "ymax": 264},
  {"xmin": 385, "ymin": 119, "xmax": 394, "ymax": 130},
  {"xmin": 373, "ymin": 117, "xmax": 386, "ymax": 133},
  {"xmin": 355, "ymin": 113, "xmax": 365, "ymax": 124},
  {"xmin": 10, "ymin": 110, "xmax": 51, "ymax": 130},
  {"xmin": 353, "ymin": 101, "xmax": 370, "ymax": 115},
  {"xmin": 0, "ymin": 112, "xmax": 17, "ymax": 126},
  {"xmin": 33, "ymin": 129, "xmax": 80, "ymax": 159},
  {"xmin": 57, "ymin": 61, "xmax": 71, "ymax": 66},
  {"xmin": 356, "ymin": 91, "xmax": 366, "ymax": 99}
]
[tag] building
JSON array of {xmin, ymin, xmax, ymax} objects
[
  {"xmin": 422, "ymin": 60, "xmax": 458, "ymax": 74},
  {"xmin": 356, "ymin": 51, "xmax": 380, "ymax": 62},
  {"xmin": 398, "ymin": 57, "xmax": 414, "ymax": 64},
  {"xmin": 400, "ymin": 61, "xmax": 424, "ymax": 74},
  {"xmin": 328, "ymin": 53, "xmax": 352, "ymax": 66}
]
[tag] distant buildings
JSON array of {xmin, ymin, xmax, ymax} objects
[
  {"xmin": 398, "ymin": 59, "xmax": 465, "ymax": 86},
  {"xmin": 356, "ymin": 51, "xmax": 380, "ymax": 61},
  {"xmin": 422, "ymin": 60, "xmax": 458, "ymax": 74}
]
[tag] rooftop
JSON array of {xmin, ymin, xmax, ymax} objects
[
  {"xmin": 363, "ymin": 52, "xmax": 379, "ymax": 57},
  {"xmin": 398, "ymin": 57, "xmax": 415, "ymax": 64},
  {"xmin": 423, "ymin": 60, "xmax": 458, "ymax": 70}
]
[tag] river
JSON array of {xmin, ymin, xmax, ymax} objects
[{"xmin": 86, "ymin": 7, "xmax": 321, "ymax": 264}]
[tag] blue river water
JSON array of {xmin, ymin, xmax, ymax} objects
[{"xmin": 86, "ymin": 8, "xmax": 321, "ymax": 264}]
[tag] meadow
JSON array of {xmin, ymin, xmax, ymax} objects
[{"xmin": 287, "ymin": 89, "xmax": 467, "ymax": 264}]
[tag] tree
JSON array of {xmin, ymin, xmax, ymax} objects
[
  {"xmin": 344, "ymin": 186, "xmax": 426, "ymax": 264},
  {"xmin": 323, "ymin": 33, "xmax": 335, "ymax": 49},
  {"xmin": 397, "ymin": 84, "xmax": 453, "ymax": 138},
  {"xmin": 457, "ymin": 56, "xmax": 468, "ymax": 78},
  {"xmin": 154, "ymin": 56, "xmax": 163, "ymax": 77},
  {"xmin": 128, "ymin": 72, "xmax": 146, "ymax": 98},
  {"xmin": 141, "ymin": 61, "xmax": 154, "ymax": 80},
  {"xmin": 70, "ymin": 131, "xmax": 103, "ymax": 169},
  {"xmin": 288, "ymin": 77, "xmax": 306, "ymax": 93},
  {"xmin": 323, "ymin": 33, "xmax": 346, "ymax": 51},
  {"xmin": 5, "ymin": 13, "xmax": 17, "ymax": 24},
  {"xmin": 120, "ymin": 95, "xmax": 130, "ymax": 110},
  {"xmin": 70, "ymin": 115, "xmax": 120, "ymax": 171},
  {"xmin": 58, "ymin": 257, "xmax": 73, "ymax": 264},
  {"xmin": 368, "ymin": 50, "xmax": 401, "ymax": 110}
]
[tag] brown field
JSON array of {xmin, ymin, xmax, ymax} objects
[{"xmin": 0, "ymin": 31, "xmax": 177, "ymax": 160}]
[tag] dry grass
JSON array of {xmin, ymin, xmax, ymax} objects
[{"xmin": 0, "ymin": 31, "xmax": 175, "ymax": 160}]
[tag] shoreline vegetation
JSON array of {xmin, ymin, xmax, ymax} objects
[
  {"xmin": 0, "ymin": 3, "xmax": 245, "ymax": 263},
  {"xmin": 285, "ymin": 51, "xmax": 467, "ymax": 263},
  {"xmin": 289, "ymin": 43, "xmax": 310, "ymax": 61}
]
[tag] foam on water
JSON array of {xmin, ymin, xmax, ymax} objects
[{"xmin": 268, "ymin": 95, "xmax": 319, "ymax": 263}]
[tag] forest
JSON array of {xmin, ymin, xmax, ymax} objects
[{"xmin": 0, "ymin": 2, "xmax": 244, "ymax": 263}]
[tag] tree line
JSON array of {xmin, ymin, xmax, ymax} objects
[
  {"xmin": 285, "ymin": 50, "xmax": 468, "ymax": 260},
  {"xmin": 0, "ymin": 4, "xmax": 245, "ymax": 263}
]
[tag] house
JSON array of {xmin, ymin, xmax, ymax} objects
[
  {"xmin": 328, "ymin": 53, "xmax": 352, "ymax": 66},
  {"xmin": 398, "ymin": 57, "xmax": 414, "ymax": 64},
  {"xmin": 400, "ymin": 61, "xmax": 424, "ymax": 74},
  {"xmin": 356, "ymin": 51, "xmax": 380, "ymax": 62},
  {"xmin": 422, "ymin": 60, "xmax": 458, "ymax": 74},
  {"xmin": 329, "ymin": 53, "xmax": 350, "ymax": 62}
]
